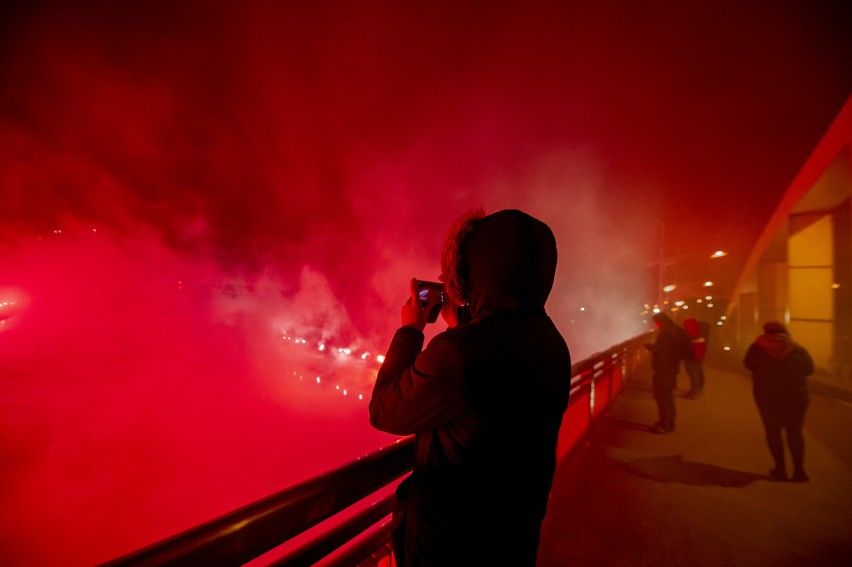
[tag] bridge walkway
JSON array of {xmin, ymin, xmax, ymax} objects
[{"xmin": 537, "ymin": 362, "xmax": 852, "ymax": 566}]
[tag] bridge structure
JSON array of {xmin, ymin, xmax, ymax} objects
[{"xmin": 101, "ymin": 331, "xmax": 852, "ymax": 566}]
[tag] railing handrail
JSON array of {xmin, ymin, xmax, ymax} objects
[
  {"xmin": 100, "ymin": 438, "xmax": 414, "ymax": 567},
  {"xmin": 101, "ymin": 331, "xmax": 653, "ymax": 567}
]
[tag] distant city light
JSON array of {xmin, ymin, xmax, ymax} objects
[
  {"xmin": 711, "ymin": 250, "xmax": 727, "ymax": 258},
  {"xmin": 703, "ymin": 281, "xmax": 713, "ymax": 287},
  {"xmin": 377, "ymin": 354, "xmax": 386, "ymax": 363},
  {"xmin": 653, "ymin": 308, "xmax": 661, "ymax": 314},
  {"xmin": 723, "ymin": 346, "xmax": 731, "ymax": 351},
  {"xmin": 674, "ymin": 301, "xmax": 685, "ymax": 306},
  {"xmin": 705, "ymin": 295, "xmax": 712, "ymax": 300},
  {"xmin": 663, "ymin": 284, "xmax": 677, "ymax": 293},
  {"xmin": 832, "ymin": 283, "xmax": 841, "ymax": 289}
]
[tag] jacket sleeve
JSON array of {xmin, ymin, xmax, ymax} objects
[
  {"xmin": 743, "ymin": 343, "xmax": 761, "ymax": 372},
  {"xmin": 792, "ymin": 346, "xmax": 815, "ymax": 378},
  {"xmin": 369, "ymin": 326, "xmax": 466, "ymax": 436}
]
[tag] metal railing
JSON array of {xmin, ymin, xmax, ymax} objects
[{"xmin": 102, "ymin": 331, "xmax": 652, "ymax": 567}]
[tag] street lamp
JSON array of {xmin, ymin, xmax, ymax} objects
[{"xmin": 653, "ymin": 250, "xmax": 728, "ymax": 306}]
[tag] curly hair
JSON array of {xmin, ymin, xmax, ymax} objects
[{"xmin": 440, "ymin": 207, "xmax": 486, "ymax": 305}]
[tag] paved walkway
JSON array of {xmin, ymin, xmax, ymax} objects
[{"xmin": 537, "ymin": 362, "xmax": 852, "ymax": 566}]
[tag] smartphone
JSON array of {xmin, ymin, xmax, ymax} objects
[{"xmin": 417, "ymin": 280, "xmax": 444, "ymax": 323}]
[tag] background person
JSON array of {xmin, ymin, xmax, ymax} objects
[
  {"xmin": 645, "ymin": 312, "xmax": 691, "ymax": 433},
  {"xmin": 744, "ymin": 321, "xmax": 814, "ymax": 482},
  {"xmin": 369, "ymin": 209, "xmax": 572, "ymax": 566},
  {"xmin": 682, "ymin": 317, "xmax": 707, "ymax": 398}
]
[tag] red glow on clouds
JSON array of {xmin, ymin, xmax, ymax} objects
[{"xmin": 1, "ymin": 1, "xmax": 849, "ymax": 564}]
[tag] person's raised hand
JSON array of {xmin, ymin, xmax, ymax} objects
[{"xmin": 401, "ymin": 277, "xmax": 430, "ymax": 332}]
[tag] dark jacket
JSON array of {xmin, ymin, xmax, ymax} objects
[
  {"xmin": 744, "ymin": 332, "xmax": 813, "ymax": 406},
  {"xmin": 369, "ymin": 210, "xmax": 572, "ymax": 566},
  {"xmin": 647, "ymin": 313, "xmax": 691, "ymax": 377}
]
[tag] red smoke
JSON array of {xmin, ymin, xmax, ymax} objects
[{"xmin": 1, "ymin": 1, "xmax": 849, "ymax": 564}]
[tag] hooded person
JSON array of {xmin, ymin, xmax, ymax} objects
[
  {"xmin": 644, "ymin": 312, "xmax": 691, "ymax": 433},
  {"xmin": 744, "ymin": 321, "xmax": 814, "ymax": 482},
  {"xmin": 369, "ymin": 209, "xmax": 572, "ymax": 566}
]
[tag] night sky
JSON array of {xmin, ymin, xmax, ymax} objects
[{"xmin": 1, "ymin": 1, "xmax": 851, "ymax": 565}]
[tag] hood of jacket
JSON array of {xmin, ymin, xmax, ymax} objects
[
  {"xmin": 683, "ymin": 317, "xmax": 701, "ymax": 337},
  {"xmin": 755, "ymin": 332, "xmax": 796, "ymax": 360},
  {"xmin": 451, "ymin": 209, "xmax": 557, "ymax": 319}
]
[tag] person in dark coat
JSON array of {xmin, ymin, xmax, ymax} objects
[
  {"xmin": 744, "ymin": 321, "xmax": 814, "ymax": 482},
  {"xmin": 369, "ymin": 209, "xmax": 572, "ymax": 566},
  {"xmin": 645, "ymin": 312, "xmax": 691, "ymax": 433}
]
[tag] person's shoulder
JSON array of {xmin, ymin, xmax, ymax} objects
[{"xmin": 791, "ymin": 343, "xmax": 814, "ymax": 359}]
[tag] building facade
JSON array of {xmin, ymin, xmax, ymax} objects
[{"xmin": 724, "ymin": 95, "xmax": 852, "ymax": 390}]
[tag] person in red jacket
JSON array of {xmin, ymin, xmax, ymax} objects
[
  {"xmin": 744, "ymin": 321, "xmax": 814, "ymax": 482},
  {"xmin": 682, "ymin": 317, "xmax": 707, "ymax": 398},
  {"xmin": 369, "ymin": 209, "xmax": 572, "ymax": 566}
]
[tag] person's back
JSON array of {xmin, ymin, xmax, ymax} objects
[
  {"xmin": 743, "ymin": 321, "xmax": 814, "ymax": 482},
  {"xmin": 649, "ymin": 314, "xmax": 690, "ymax": 374},
  {"xmin": 744, "ymin": 327, "xmax": 812, "ymax": 403},
  {"xmin": 369, "ymin": 209, "xmax": 571, "ymax": 566}
]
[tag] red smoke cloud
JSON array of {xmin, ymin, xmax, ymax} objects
[{"xmin": 1, "ymin": 1, "xmax": 849, "ymax": 564}]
